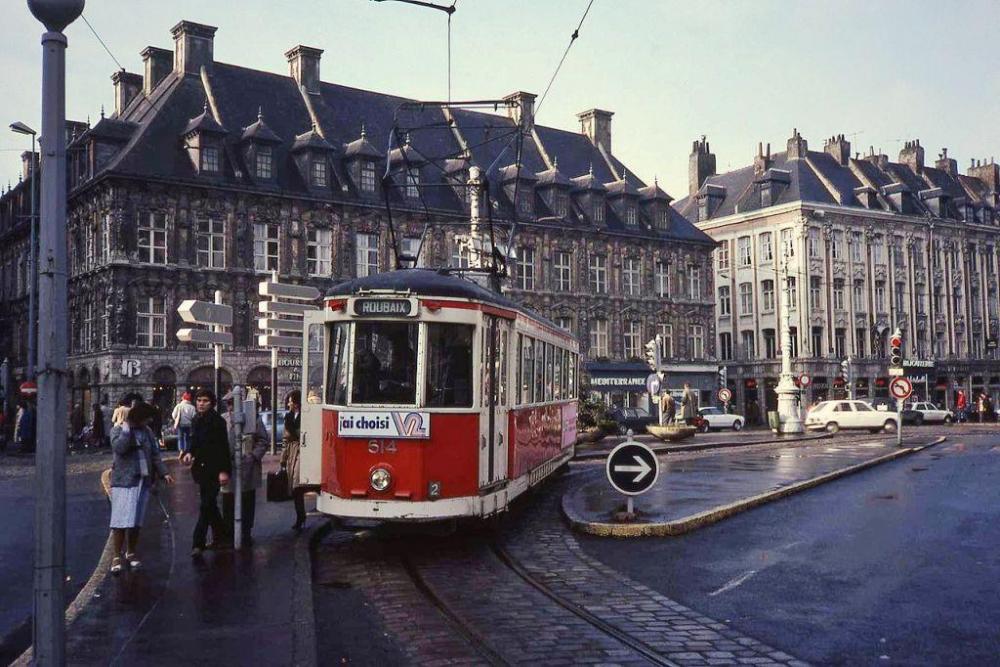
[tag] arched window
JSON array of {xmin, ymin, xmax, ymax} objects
[
  {"xmin": 186, "ymin": 365, "xmax": 232, "ymax": 401},
  {"xmin": 152, "ymin": 366, "xmax": 177, "ymax": 418},
  {"xmin": 246, "ymin": 366, "xmax": 271, "ymax": 411}
]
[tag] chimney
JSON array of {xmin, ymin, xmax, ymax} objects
[
  {"xmin": 898, "ymin": 139, "xmax": 924, "ymax": 173},
  {"xmin": 21, "ymin": 151, "xmax": 38, "ymax": 182},
  {"xmin": 864, "ymin": 146, "xmax": 889, "ymax": 169},
  {"xmin": 141, "ymin": 46, "xmax": 173, "ymax": 95},
  {"xmin": 170, "ymin": 21, "xmax": 217, "ymax": 75},
  {"xmin": 824, "ymin": 133, "xmax": 851, "ymax": 166},
  {"xmin": 787, "ymin": 128, "xmax": 808, "ymax": 159},
  {"xmin": 111, "ymin": 70, "xmax": 143, "ymax": 116},
  {"xmin": 753, "ymin": 142, "xmax": 771, "ymax": 175},
  {"xmin": 688, "ymin": 135, "xmax": 716, "ymax": 196},
  {"xmin": 577, "ymin": 108, "xmax": 613, "ymax": 153},
  {"xmin": 286, "ymin": 45, "xmax": 323, "ymax": 94},
  {"xmin": 968, "ymin": 158, "xmax": 999, "ymax": 194},
  {"xmin": 935, "ymin": 147, "xmax": 957, "ymax": 175},
  {"xmin": 503, "ymin": 91, "xmax": 536, "ymax": 129}
]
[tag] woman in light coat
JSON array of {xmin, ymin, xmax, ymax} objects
[
  {"xmin": 108, "ymin": 401, "xmax": 173, "ymax": 573},
  {"xmin": 279, "ymin": 391, "xmax": 311, "ymax": 530}
]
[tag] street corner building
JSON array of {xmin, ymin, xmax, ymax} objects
[
  {"xmin": 0, "ymin": 19, "xmax": 718, "ymax": 418},
  {"xmin": 674, "ymin": 131, "xmax": 1000, "ymax": 419}
]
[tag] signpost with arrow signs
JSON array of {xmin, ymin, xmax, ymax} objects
[{"xmin": 606, "ymin": 435, "xmax": 660, "ymax": 517}]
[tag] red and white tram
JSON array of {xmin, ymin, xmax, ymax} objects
[{"xmin": 298, "ymin": 268, "xmax": 579, "ymax": 521}]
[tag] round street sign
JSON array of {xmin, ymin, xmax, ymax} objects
[
  {"xmin": 645, "ymin": 373, "xmax": 661, "ymax": 395},
  {"xmin": 606, "ymin": 440, "xmax": 660, "ymax": 496},
  {"xmin": 717, "ymin": 387, "xmax": 732, "ymax": 403},
  {"xmin": 889, "ymin": 376, "xmax": 913, "ymax": 400},
  {"xmin": 799, "ymin": 374, "xmax": 812, "ymax": 387},
  {"xmin": 19, "ymin": 381, "xmax": 37, "ymax": 397}
]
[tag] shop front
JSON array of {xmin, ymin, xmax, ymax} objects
[{"xmin": 584, "ymin": 362, "xmax": 651, "ymax": 411}]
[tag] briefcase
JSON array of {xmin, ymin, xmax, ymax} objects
[{"xmin": 266, "ymin": 467, "xmax": 292, "ymax": 502}]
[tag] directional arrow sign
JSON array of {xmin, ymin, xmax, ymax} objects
[
  {"xmin": 177, "ymin": 328, "xmax": 234, "ymax": 346},
  {"xmin": 258, "ymin": 334, "xmax": 304, "ymax": 349},
  {"xmin": 258, "ymin": 301, "xmax": 319, "ymax": 316},
  {"xmin": 258, "ymin": 281, "xmax": 321, "ymax": 301},
  {"xmin": 177, "ymin": 300, "xmax": 233, "ymax": 326},
  {"xmin": 606, "ymin": 441, "xmax": 660, "ymax": 496},
  {"xmin": 258, "ymin": 317, "xmax": 305, "ymax": 333}
]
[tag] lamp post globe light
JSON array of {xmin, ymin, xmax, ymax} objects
[
  {"xmin": 26, "ymin": 1, "xmax": 84, "ymax": 664},
  {"xmin": 9, "ymin": 121, "xmax": 37, "ymax": 381}
]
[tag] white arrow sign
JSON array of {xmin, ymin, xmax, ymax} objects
[
  {"xmin": 258, "ymin": 301, "xmax": 319, "ymax": 316},
  {"xmin": 177, "ymin": 328, "xmax": 234, "ymax": 345},
  {"xmin": 177, "ymin": 299, "xmax": 233, "ymax": 326},
  {"xmin": 258, "ymin": 281, "xmax": 321, "ymax": 301},
  {"xmin": 258, "ymin": 334, "xmax": 304, "ymax": 349},
  {"xmin": 613, "ymin": 455, "xmax": 653, "ymax": 484},
  {"xmin": 258, "ymin": 317, "xmax": 305, "ymax": 333}
]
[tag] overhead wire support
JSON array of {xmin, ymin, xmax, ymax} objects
[{"xmin": 371, "ymin": 0, "xmax": 458, "ymax": 101}]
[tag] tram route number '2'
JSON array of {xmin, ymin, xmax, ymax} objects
[{"xmin": 368, "ymin": 440, "xmax": 398, "ymax": 454}]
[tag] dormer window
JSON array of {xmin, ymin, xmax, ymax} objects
[
  {"xmin": 594, "ymin": 203, "xmax": 604, "ymax": 224},
  {"xmin": 518, "ymin": 194, "xmax": 533, "ymax": 215},
  {"xmin": 311, "ymin": 159, "xmax": 328, "ymax": 188},
  {"xmin": 656, "ymin": 209, "xmax": 669, "ymax": 230},
  {"xmin": 405, "ymin": 167, "xmax": 419, "ymax": 199},
  {"xmin": 255, "ymin": 146, "xmax": 272, "ymax": 179},
  {"xmin": 624, "ymin": 207, "xmax": 637, "ymax": 226},
  {"xmin": 553, "ymin": 193, "xmax": 567, "ymax": 217},
  {"xmin": 361, "ymin": 161, "xmax": 377, "ymax": 193},
  {"xmin": 201, "ymin": 146, "xmax": 220, "ymax": 173}
]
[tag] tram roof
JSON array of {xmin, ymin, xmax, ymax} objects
[{"xmin": 325, "ymin": 269, "xmax": 574, "ymax": 339}]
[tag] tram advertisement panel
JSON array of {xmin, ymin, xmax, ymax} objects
[{"xmin": 337, "ymin": 410, "xmax": 431, "ymax": 439}]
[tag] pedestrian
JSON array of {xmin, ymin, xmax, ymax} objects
[
  {"xmin": 100, "ymin": 397, "xmax": 113, "ymax": 448},
  {"xmin": 172, "ymin": 392, "xmax": 196, "ymax": 458},
  {"xmin": 280, "ymin": 391, "xmax": 318, "ymax": 531},
  {"xmin": 112, "ymin": 397, "xmax": 131, "ymax": 427},
  {"xmin": 182, "ymin": 389, "xmax": 232, "ymax": 556},
  {"xmin": 108, "ymin": 401, "xmax": 174, "ymax": 574},
  {"xmin": 956, "ymin": 390, "xmax": 967, "ymax": 423},
  {"xmin": 91, "ymin": 402, "xmax": 105, "ymax": 450},
  {"xmin": 220, "ymin": 390, "xmax": 269, "ymax": 547},
  {"xmin": 659, "ymin": 391, "xmax": 676, "ymax": 425},
  {"xmin": 14, "ymin": 399, "xmax": 35, "ymax": 453},
  {"xmin": 70, "ymin": 403, "xmax": 85, "ymax": 443},
  {"xmin": 0, "ymin": 409, "xmax": 7, "ymax": 453},
  {"xmin": 681, "ymin": 383, "xmax": 698, "ymax": 426},
  {"xmin": 978, "ymin": 393, "xmax": 988, "ymax": 424}
]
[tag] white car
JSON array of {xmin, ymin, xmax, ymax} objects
[
  {"xmin": 906, "ymin": 402, "xmax": 954, "ymax": 425},
  {"xmin": 697, "ymin": 407, "xmax": 745, "ymax": 432},
  {"xmin": 805, "ymin": 400, "xmax": 900, "ymax": 433}
]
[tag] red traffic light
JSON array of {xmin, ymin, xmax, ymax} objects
[{"xmin": 889, "ymin": 335, "xmax": 902, "ymax": 348}]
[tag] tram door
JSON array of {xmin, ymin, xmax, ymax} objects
[{"xmin": 480, "ymin": 315, "xmax": 510, "ymax": 487}]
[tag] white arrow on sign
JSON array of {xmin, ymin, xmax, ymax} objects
[
  {"xmin": 258, "ymin": 281, "xmax": 321, "ymax": 301},
  {"xmin": 177, "ymin": 299, "xmax": 233, "ymax": 326},
  {"xmin": 258, "ymin": 301, "xmax": 319, "ymax": 316},
  {"xmin": 257, "ymin": 317, "xmax": 305, "ymax": 333},
  {"xmin": 258, "ymin": 334, "xmax": 304, "ymax": 349},
  {"xmin": 613, "ymin": 455, "xmax": 653, "ymax": 484},
  {"xmin": 177, "ymin": 328, "xmax": 234, "ymax": 345}
]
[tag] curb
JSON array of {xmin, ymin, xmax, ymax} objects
[
  {"xmin": 565, "ymin": 436, "xmax": 947, "ymax": 538},
  {"xmin": 292, "ymin": 516, "xmax": 333, "ymax": 667},
  {"xmin": 573, "ymin": 431, "xmax": 830, "ymax": 461},
  {"xmin": 12, "ymin": 469, "xmax": 116, "ymax": 667}
]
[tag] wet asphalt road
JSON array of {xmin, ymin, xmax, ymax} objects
[
  {"xmin": 579, "ymin": 431, "xmax": 1000, "ymax": 665},
  {"xmin": 0, "ymin": 453, "xmax": 111, "ymax": 664}
]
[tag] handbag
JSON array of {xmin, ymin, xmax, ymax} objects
[{"xmin": 267, "ymin": 466, "xmax": 292, "ymax": 502}]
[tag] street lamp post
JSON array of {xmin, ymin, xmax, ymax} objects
[
  {"xmin": 10, "ymin": 122, "xmax": 38, "ymax": 380},
  {"xmin": 776, "ymin": 246, "xmax": 804, "ymax": 434},
  {"xmin": 26, "ymin": 1, "xmax": 85, "ymax": 664}
]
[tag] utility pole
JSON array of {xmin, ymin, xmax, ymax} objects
[
  {"xmin": 775, "ymin": 245, "xmax": 804, "ymax": 433},
  {"xmin": 27, "ymin": 1, "xmax": 84, "ymax": 663},
  {"xmin": 232, "ymin": 385, "xmax": 244, "ymax": 549},
  {"xmin": 214, "ymin": 290, "xmax": 224, "ymax": 400}
]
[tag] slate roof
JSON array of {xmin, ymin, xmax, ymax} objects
[
  {"xmin": 62, "ymin": 54, "xmax": 713, "ymax": 245},
  {"xmin": 675, "ymin": 137, "xmax": 998, "ymax": 225}
]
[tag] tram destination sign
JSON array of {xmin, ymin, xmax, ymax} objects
[{"xmin": 352, "ymin": 297, "xmax": 417, "ymax": 317}]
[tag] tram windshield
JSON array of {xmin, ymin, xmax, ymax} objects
[{"xmin": 353, "ymin": 322, "xmax": 418, "ymax": 404}]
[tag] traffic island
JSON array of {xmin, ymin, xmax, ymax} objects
[{"xmin": 565, "ymin": 435, "xmax": 947, "ymax": 538}]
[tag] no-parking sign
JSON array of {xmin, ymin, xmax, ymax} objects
[{"xmin": 889, "ymin": 376, "xmax": 913, "ymax": 401}]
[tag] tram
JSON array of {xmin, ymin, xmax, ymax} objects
[{"xmin": 297, "ymin": 268, "xmax": 580, "ymax": 521}]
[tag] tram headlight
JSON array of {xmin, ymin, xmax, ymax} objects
[{"xmin": 369, "ymin": 467, "xmax": 392, "ymax": 492}]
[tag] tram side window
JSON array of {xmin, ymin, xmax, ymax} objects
[
  {"xmin": 352, "ymin": 322, "xmax": 418, "ymax": 405},
  {"xmin": 520, "ymin": 335, "xmax": 534, "ymax": 404},
  {"xmin": 569, "ymin": 352, "xmax": 577, "ymax": 398},
  {"xmin": 553, "ymin": 347, "xmax": 563, "ymax": 400},
  {"xmin": 306, "ymin": 324, "xmax": 325, "ymax": 404},
  {"xmin": 325, "ymin": 322, "xmax": 349, "ymax": 405},
  {"xmin": 425, "ymin": 323, "xmax": 473, "ymax": 408},
  {"xmin": 534, "ymin": 339, "xmax": 545, "ymax": 403},
  {"xmin": 544, "ymin": 342, "xmax": 555, "ymax": 402}
]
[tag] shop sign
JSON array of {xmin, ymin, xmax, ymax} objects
[{"xmin": 590, "ymin": 376, "xmax": 647, "ymax": 388}]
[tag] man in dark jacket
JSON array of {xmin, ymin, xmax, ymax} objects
[{"xmin": 182, "ymin": 389, "xmax": 232, "ymax": 555}]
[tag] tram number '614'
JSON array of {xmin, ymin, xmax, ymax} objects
[{"xmin": 368, "ymin": 440, "xmax": 398, "ymax": 455}]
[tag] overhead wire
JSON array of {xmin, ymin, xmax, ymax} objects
[
  {"xmin": 534, "ymin": 0, "xmax": 596, "ymax": 119},
  {"xmin": 80, "ymin": 12, "xmax": 125, "ymax": 72}
]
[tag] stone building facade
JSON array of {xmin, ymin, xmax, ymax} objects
[
  {"xmin": 675, "ymin": 132, "xmax": 1000, "ymax": 420},
  {"xmin": 0, "ymin": 20, "xmax": 717, "ymax": 420}
]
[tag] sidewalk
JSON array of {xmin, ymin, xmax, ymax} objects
[
  {"xmin": 574, "ymin": 429, "xmax": 825, "ymax": 460},
  {"xmin": 565, "ymin": 434, "xmax": 947, "ymax": 537},
  {"xmin": 19, "ymin": 457, "xmax": 319, "ymax": 666}
]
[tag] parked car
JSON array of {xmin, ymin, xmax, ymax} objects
[
  {"xmin": 805, "ymin": 400, "xmax": 900, "ymax": 433},
  {"xmin": 260, "ymin": 409, "xmax": 288, "ymax": 443},
  {"xmin": 608, "ymin": 407, "xmax": 656, "ymax": 435},
  {"xmin": 905, "ymin": 402, "xmax": 954, "ymax": 425},
  {"xmin": 697, "ymin": 407, "xmax": 745, "ymax": 432}
]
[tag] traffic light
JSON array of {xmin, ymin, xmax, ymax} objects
[
  {"xmin": 644, "ymin": 334, "xmax": 663, "ymax": 371},
  {"xmin": 718, "ymin": 365, "xmax": 727, "ymax": 388},
  {"xmin": 840, "ymin": 357, "xmax": 850, "ymax": 380},
  {"xmin": 889, "ymin": 329, "xmax": 903, "ymax": 367}
]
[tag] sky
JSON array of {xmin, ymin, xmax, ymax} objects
[{"xmin": 2, "ymin": 0, "xmax": 999, "ymax": 199}]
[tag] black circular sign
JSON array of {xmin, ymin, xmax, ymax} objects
[{"xmin": 605, "ymin": 441, "xmax": 660, "ymax": 496}]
